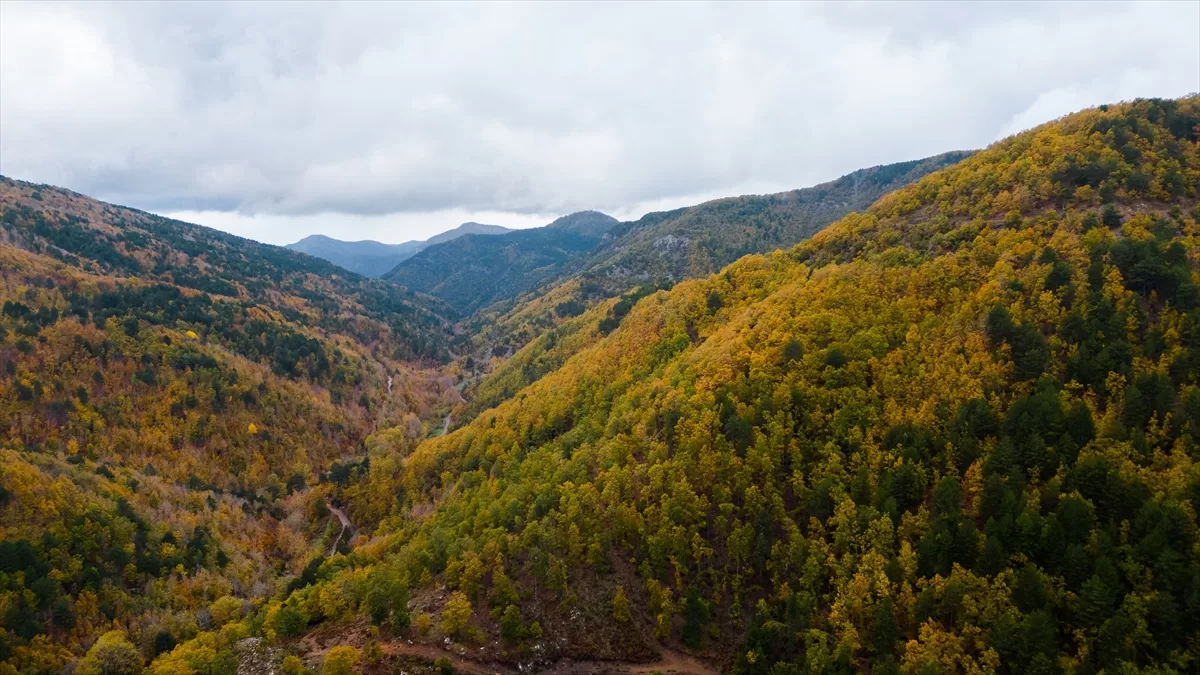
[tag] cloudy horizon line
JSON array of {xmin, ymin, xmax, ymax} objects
[
  {"xmin": 6, "ymin": 87, "xmax": 1196, "ymax": 248},
  {"xmin": 2, "ymin": 1, "xmax": 1196, "ymax": 244}
]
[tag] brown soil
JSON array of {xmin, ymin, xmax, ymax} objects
[
  {"xmin": 299, "ymin": 615, "xmax": 720, "ymax": 675},
  {"xmin": 378, "ymin": 641, "xmax": 719, "ymax": 675}
]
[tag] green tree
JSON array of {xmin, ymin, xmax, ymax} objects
[
  {"xmin": 440, "ymin": 591, "xmax": 472, "ymax": 637},
  {"xmin": 681, "ymin": 588, "xmax": 710, "ymax": 648},
  {"xmin": 275, "ymin": 604, "xmax": 309, "ymax": 638},
  {"xmin": 76, "ymin": 631, "xmax": 143, "ymax": 675},
  {"xmin": 282, "ymin": 655, "xmax": 306, "ymax": 675},
  {"xmin": 209, "ymin": 595, "xmax": 244, "ymax": 628},
  {"xmin": 613, "ymin": 585, "xmax": 632, "ymax": 623},
  {"xmin": 322, "ymin": 646, "xmax": 360, "ymax": 675},
  {"xmin": 499, "ymin": 604, "xmax": 525, "ymax": 643},
  {"xmin": 782, "ymin": 338, "xmax": 804, "ymax": 365}
]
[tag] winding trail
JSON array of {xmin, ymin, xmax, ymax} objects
[
  {"xmin": 442, "ymin": 410, "xmax": 453, "ymax": 434},
  {"xmin": 325, "ymin": 502, "xmax": 352, "ymax": 557}
]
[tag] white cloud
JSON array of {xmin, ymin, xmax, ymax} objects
[{"xmin": 1, "ymin": 1, "xmax": 1197, "ymax": 244}]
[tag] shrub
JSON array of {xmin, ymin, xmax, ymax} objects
[{"xmin": 322, "ymin": 646, "xmax": 360, "ymax": 675}]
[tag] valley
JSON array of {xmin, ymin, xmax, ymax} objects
[{"xmin": 1, "ymin": 96, "xmax": 1198, "ymax": 675}]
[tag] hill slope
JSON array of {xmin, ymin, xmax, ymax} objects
[
  {"xmin": 288, "ymin": 222, "xmax": 511, "ymax": 278},
  {"xmin": 254, "ymin": 98, "xmax": 1200, "ymax": 674},
  {"xmin": 383, "ymin": 211, "xmax": 619, "ymax": 314},
  {"xmin": 458, "ymin": 152, "xmax": 971, "ymax": 424},
  {"xmin": 0, "ymin": 178, "xmax": 460, "ymax": 672},
  {"xmin": 583, "ymin": 150, "xmax": 973, "ymax": 294},
  {"xmin": 393, "ymin": 154, "xmax": 969, "ymax": 322}
]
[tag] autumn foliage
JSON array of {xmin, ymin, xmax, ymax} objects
[{"xmin": 266, "ymin": 98, "xmax": 1200, "ymax": 673}]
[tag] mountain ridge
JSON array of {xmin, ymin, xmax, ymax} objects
[
  {"xmin": 251, "ymin": 97, "xmax": 1200, "ymax": 674},
  {"xmin": 386, "ymin": 153, "xmax": 969, "ymax": 324},
  {"xmin": 287, "ymin": 221, "xmax": 512, "ymax": 277},
  {"xmin": 382, "ymin": 210, "xmax": 620, "ymax": 314},
  {"xmin": 454, "ymin": 151, "xmax": 973, "ymax": 423},
  {"xmin": 1, "ymin": 96, "xmax": 1197, "ymax": 675}
]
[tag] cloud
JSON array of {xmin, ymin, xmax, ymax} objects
[{"xmin": 2, "ymin": 1, "xmax": 1197, "ymax": 243}]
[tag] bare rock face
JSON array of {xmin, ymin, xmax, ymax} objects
[
  {"xmin": 236, "ymin": 637, "xmax": 282, "ymax": 675},
  {"xmin": 651, "ymin": 233, "xmax": 691, "ymax": 256}
]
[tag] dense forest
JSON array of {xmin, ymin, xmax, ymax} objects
[
  {"xmin": 383, "ymin": 211, "xmax": 619, "ymax": 314},
  {"xmin": 233, "ymin": 98, "xmax": 1196, "ymax": 674},
  {"xmin": 287, "ymin": 223, "xmax": 512, "ymax": 278},
  {"xmin": 581, "ymin": 150, "xmax": 973, "ymax": 295},
  {"xmin": 1, "ymin": 97, "xmax": 1197, "ymax": 675},
  {"xmin": 456, "ymin": 152, "xmax": 971, "ymax": 427},
  {"xmin": 0, "ymin": 182, "xmax": 460, "ymax": 674}
]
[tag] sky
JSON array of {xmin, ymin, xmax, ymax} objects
[{"xmin": 1, "ymin": 1, "xmax": 1197, "ymax": 245}]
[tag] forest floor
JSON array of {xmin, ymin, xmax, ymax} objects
[
  {"xmin": 377, "ymin": 641, "xmax": 718, "ymax": 675},
  {"xmin": 300, "ymin": 622, "xmax": 719, "ymax": 675},
  {"xmin": 380, "ymin": 641, "xmax": 718, "ymax": 675}
]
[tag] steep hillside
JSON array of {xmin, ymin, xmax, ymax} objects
[
  {"xmin": 0, "ymin": 178, "xmax": 455, "ymax": 362},
  {"xmin": 458, "ymin": 152, "xmax": 971, "ymax": 425},
  {"xmin": 404, "ymin": 154, "xmax": 967, "ymax": 324},
  {"xmin": 248, "ymin": 98, "xmax": 1199, "ymax": 675},
  {"xmin": 583, "ymin": 151, "xmax": 972, "ymax": 294},
  {"xmin": 0, "ymin": 179, "xmax": 460, "ymax": 673},
  {"xmin": 288, "ymin": 222, "xmax": 511, "ymax": 278},
  {"xmin": 383, "ymin": 211, "xmax": 618, "ymax": 314}
]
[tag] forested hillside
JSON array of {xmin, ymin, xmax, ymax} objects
[
  {"xmin": 457, "ymin": 152, "xmax": 971, "ymax": 426},
  {"xmin": 383, "ymin": 211, "xmax": 619, "ymax": 314},
  {"xmin": 235, "ymin": 98, "xmax": 1200, "ymax": 675},
  {"xmin": 582, "ymin": 150, "xmax": 973, "ymax": 295},
  {"xmin": 287, "ymin": 223, "xmax": 511, "ymax": 278},
  {"xmin": 3, "ymin": 96, "xmax": 1197, "ymax": 675},
  {"xmin": 0, "ymin": 180, "xmax": 459, "ymax": 674},
  {"xmin": 0, "ymin": 179, "xmax": 454, "ymax": 361}
]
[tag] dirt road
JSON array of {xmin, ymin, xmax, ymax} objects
[{"xmin": 325, "ymin": 502, "xmax": 352, "ymax": 556}]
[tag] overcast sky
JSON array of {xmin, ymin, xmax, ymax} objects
[{"xmin": 1, "ymin": 1, "xmax": 1197, "ymax": 245}]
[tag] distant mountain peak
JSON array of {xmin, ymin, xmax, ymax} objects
[
  {"xmin": 293, "ymin": 233, "xmax": 388, "ymax": 246},
  {"xmin": 286, "ymin": 221, "xmax": 511, "ymax": 277},
  {"xmin": 382, "ymin": 210, "xmax": 618, "ymax": 313},
  {"xmin": 547, "ymin": 210, "xmax": 618, "ymax": 234},
  {"xmin": 425, "ymin": 221, "xmax": 511, "ymax": 246}
]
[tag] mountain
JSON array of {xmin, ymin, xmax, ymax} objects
[
  {"xmin": 4, "ymin": 97, "xmax": 1198, "ymax": 675},
  {"xmin": 425, "ymin": 221, "xmax": 512, "ymax": 246},
  {"xmin": 286, "ymin": 235, "xmax": 425, "ymax": 277},
  {"xmin": 0, "ymin": 176, "xmax": 461, "ymax": 673},
  {"xmin": 580, "ymin": 151, "xmax": 973, "ymax": 294},
  {"xmin": 457, "ymin": 151, "xmax": 971, "ymax": 423},
  {"xmin": 393, "ymin": 156, "xmax": 969, "ymax": 321},
  {"xmin": 240, "ymin": 98, "xmax": 1199, "ymax": 673},
  {"xmin": 383, "ymin": 210, "xmax": 619, "ymax": 314},
  {"xmin": 287, "ymin": 222, "xmax": 511, "ymax": 277}
]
